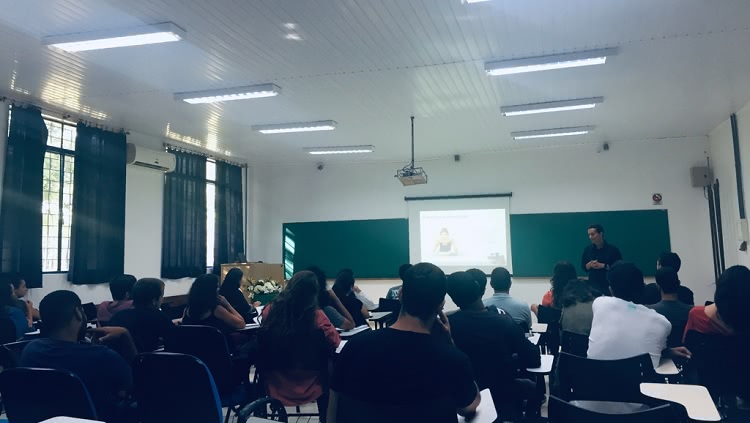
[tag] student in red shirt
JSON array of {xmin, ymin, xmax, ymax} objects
[
  {"xmin": 531, "ymin": 261, "xmax": 577, "ymax": 315},
  {"xmin": 683, "ymin": 265, "xmax": 750, "ymax": 342}
]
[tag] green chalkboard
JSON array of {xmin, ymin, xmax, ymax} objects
[
  {"xmin": 510, "ymin": 210, "xmax": 670, "ymax": 277},
  {"xmin": 283, "ymin": 219, "xmax": 409, "ymax": 279}
]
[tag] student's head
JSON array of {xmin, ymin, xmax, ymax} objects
[
  {"xmin": 109, "ymin": 274, "xmax": 136, "ymax": 301},
  {"xmin": 220, "ymin": 268, "xmax": 243, "ymax": 293},
  {"xmin": 132, "ymin": 278, "xmax": 165, "ymax": 309},
  {"xmin": 714, "ymin": 265, "xmax": 750, "ymax": 333},
  {"xmin": 560, "ymin": 279, "xmax": 600, "ymax": 308},
  {"xmin": 587, "ymin": 224, "xmax": 604, "ymax": 245},
  {"xmin": 657, "ymin": 252, "xmax": 682, "ymax": 273},
  {"xmin": 305, "ymin": 266, "xmax": 330, "ymax": 308},
  {"xmin": 39, "ymin": 290, "xmax": 86, "ymax": 339},
  {"xmin": 489, "ymin": 267, "xmax": 512, "ymax": 293},
  {"xmin": 264, "ymin": 270, "xmax": 320, "ymax": 334},
  {"xmin": 400, "ymin": 263, "xmax": 446, "ymax": 321},
  {"xmin": 446, "ymin": 272, "xmax": 483, "ymax": 309},
  {"xmin": 332, "ymin": 271, "xmax": 355, "ymax": 299},
  {"xmin": 398, "ymin": 264, "xmax": 413, "ymax": 282},
  {"xmin": 0, "ymin": 282, "xmax": 16, "ymax": 308},
  {"xmin": 607, "ymin": 262, "xmax": 645, "ymax": 303},
  {"xmin": 655, "ymin": 267, "xmax": 680, "ymax": 294},
  {"xmin": 466, "ymin": 268, "xmax": 487, "ymax": 293},
  {"xmin": 5, "ymin": 274, "xmax": 27, "ymax": 299},
  {"xmin": 551, "ymin": 261, "xmax": 577, "ymax": 306},
  {"xmin": 337, "ymin": 268, "xmax": 354, "ymax": 278},
  {"xmin": 187, "ymin": 274, "xmax": 219, "ymax": 316}
]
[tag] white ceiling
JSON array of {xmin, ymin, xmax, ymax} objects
[{"xmin": 1, "ymin": 0, "xmax": 749, "ymax": 164}]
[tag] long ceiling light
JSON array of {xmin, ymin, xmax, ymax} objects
[
  {"xmin": 305, "ymin": 145, "xmax": 374, "ymax": 155},
  {"xmin": 42, "ymin": 22, "xmax": 186, "ymax": 52},
  {"xmin": 485, "ymin": 48, "xmax": 617, "ymax": 76},
  {"xmin": 511, "ymin": 126, "xmax": 594, "ymax": 140},
  {"xmin": 462, "ymin": 0, "xmax": 492, "ymax": 3},
  {"xmin": 175, "ymin": 84, "xmax": 281, "ymax": 104},
  {"xmin": 251, "ymin": 120, "xmax": 337, "ymax": 134},
  {"xmin": 502, "ymin": 97, "xmax": 604, "ymax": 116}
]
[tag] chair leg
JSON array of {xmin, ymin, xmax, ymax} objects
[{"xmin": 224, "ymin": 407, "xmax": 232, "ymax": 423}]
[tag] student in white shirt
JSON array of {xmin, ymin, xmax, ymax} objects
[{"xmin": 587, "ymin": 262, "xmax": 684, "ymax": 368}]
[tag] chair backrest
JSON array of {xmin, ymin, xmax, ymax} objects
[
  {"xmin": 548, "ymin": 396, "xmax": 678, "ymax": 423},
  {"xmin": 161, "ymin": 303, "xmax": 187, "ymax": 321},
  {"xmin": 378, "ymin": 298, "xmax": 401, "ymax": 313},
  {"xmin": 0, "ymin": 367, "xmax": 98, "ymax": 423},
  {"xmin": 0, "ymin": 340, "xmax": 32, "ymax": 369},
  {"xmin": 163, "ymin": 325, "xmax": 234, "ymax": 393},
  {"xmin": 0, "ymin": 314, "xmax": 18, "ymax": 344},
  {"xmin": 556, "ymin": 352, "xmax": 658, "ymax": 403},
  {"xmin": 256, "ymin": 327, "xmax": 331, "ymax": 376},
  {"xmin": 560, "ymin": 330, "xmax": 589, "ymax": 357},
  {"xmin": 333, "ymin": 391, "xmax": 457, "ymax": 423},
  {"xmin": 81, "ymin": 302, "xmax": 98, "ymax": 322},
  {"xmin": 683, "ymin": 330, "xmax": 743, "ymax": 398},
  {"xmin": 133, "ymin": 352, "xmax": 223, "ymax": 423},
  {"xmin": 537, "ymin": 306, "xmax": 562, "ymax": 353}
]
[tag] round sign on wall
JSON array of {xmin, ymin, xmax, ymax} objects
[{"xmin": 652, "ymin": 193, "xmax": 663, "ymax": 205}]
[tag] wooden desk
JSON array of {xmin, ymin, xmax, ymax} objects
[
  {"xmin": 655, "ymin": 357, "xmax": 679, "ymax": 375},
  {"xmin": 526, "ymin": 354, "xmax": 554, "ymax": 374},
  {"xmin": 640, "ymin": 383, "xmax": 721, "ymax": 421},
  {"xmin": 531, "ymin": 323, "xmax": 548, "ymax": 333},
  {"xmin": 527, "ymin": 333, "xmax": 541, "ymax": 345},
  {"xmin": 368, "ymin": 311, "xmax": 393, "ymax": 329}
]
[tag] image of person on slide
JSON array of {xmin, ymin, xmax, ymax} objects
[
  {"xmin": 433, "ymin": 228, "xmax": 458, "ymax": 255},
  {"xmin": 581, "ymin": 223, "xmax": 622, "ymax": 294}
]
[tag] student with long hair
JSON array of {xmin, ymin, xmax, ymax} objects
[
  {"xmin": 218, "ymin": 268, "xmax": 259, "ymax": 324},
  {"xmin": 0, "ymin": 282, "xmax": 31, "ymax": 339},
  {"xmin": 183, "ymin": 274, "xmax": 245, "ymax": 335},
  {"xmin": 260, "ymin": 271, "xmax": 341, "ymax": 422},
  {"xmin": 531, "ymin": 261, "xmax": 577, "ymax": 316},
  {"xmin": 331, "ymin": 272, "xmax": 368, "ymax": 326},
  {"xmin": 307, "ymin": 266, "xmax": 356, "ymax": 330}
]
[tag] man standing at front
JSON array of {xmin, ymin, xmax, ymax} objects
[{"xmin": 581, "ymin": 224, "xmax": 622, "ymax": 294}]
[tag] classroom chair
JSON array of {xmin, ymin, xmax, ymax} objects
[
  {"xmin": 560, "ymin": 330, "xmax": 589, "ymax": 357},
  {"xmin": 0, "ymin": 367, "xmax": 98, "ymax": 423},
  {"xmin": 133, "ymin": 352, "xmax": 224, "ymax": 423},
  {"xmin": 536, "ymin": 305, "xmax": 562, "ymax": 354},
  {"xmin": 548, "ymin": 396, "xmax": 681, "ymax": 423},
  {"xmin": 684, "ymin": 330, "xmax": 745, "ymax": 412},
  {"xmin": 164, "ymin": 325, "xmax": 255, "ymax": 423},
  {"xmin": 0, "ymin": 316, "xmax": 17, "ymax": 345},
  {"xmin": 330, "ymin": 391, "xmax": 457, "ymax": 423},
  {"xmin": 238, "ymin": 397, "xmax": 289, "ymax": 422}
]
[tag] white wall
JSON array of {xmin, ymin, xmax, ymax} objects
[
  {"xmin": 708, "ymin": 100, "xmax": 750, "ymax": 270},
  {"xmin": 248, "ymin": 137, "xmax": 716, "ymax": 308}
]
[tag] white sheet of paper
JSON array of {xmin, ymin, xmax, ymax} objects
[{"xmin": 457, "ymin": 389, "xmax": 496, "ymax": 423}]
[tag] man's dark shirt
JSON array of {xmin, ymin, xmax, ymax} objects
[{"xmin": 581, "ymin": 241, "xmax": 622, "ymax": 292}]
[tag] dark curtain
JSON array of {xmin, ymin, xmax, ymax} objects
[
  {"xmin": 213, "ymin": 161, "xmax": 244, "ymax": 272},
  {"xmin": 0, "ymin": 106, "xmax": 47, "ymax": 288},
  {"xmin": 68, "ymin": 123, "xmax": 127, "ymax": 284},
  {"xmin": 162, "ymin": 150, "xmax": 206, "ymax": 279}
]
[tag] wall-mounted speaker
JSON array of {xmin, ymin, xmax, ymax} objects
[{"xmin": 690, "ymin": 166, "xmax": 713, "ymax": 187}]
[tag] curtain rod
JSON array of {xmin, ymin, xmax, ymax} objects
[
  {"xmin": 0, "ymin": 95, "xmax": 126, "ymax": 134},
  {"xmin": 164, "ymin": 142, "xmax": 247, "ymax": 168}
]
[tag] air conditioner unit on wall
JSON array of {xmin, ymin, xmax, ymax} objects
[{"xmin": 126, "ymin": 143, "xmax": 176, "ymax": 172}]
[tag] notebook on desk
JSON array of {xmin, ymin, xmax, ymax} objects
[{"xmin": 339, "ymin": 325, "xmax": 370, "ymax": 337}]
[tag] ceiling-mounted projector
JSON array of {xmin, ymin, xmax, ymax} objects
[{"xmin": 395, "ymin": 116, "xmax": 428, "ymax": 186}]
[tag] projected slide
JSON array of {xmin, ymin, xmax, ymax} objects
[{"xmin": 419, "ymin": 209, "xmax": 508, "ymax": 271}]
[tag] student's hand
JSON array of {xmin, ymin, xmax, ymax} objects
[
  {"xmin": 435, "ymin": 311, "xmax": 451, "ymax": 337},
  {"xmin": 585, "ymin": 260, "xmax": 595, "ymax": 270},
  {"xmin": 216, "ymin": 295, "xmax": 230, "ymax": 308},
  {"xmin": 352, "ymin": 285, "xmax": 362, "ymax": 294},
  {"xmin": 669, "ymin": 346, "xmax": 692, "ymax": 359},
  {"xmin": 252, "ymin": 301, "xmax": 261, "ymax": 307},
  {"xmin": 592, "ymin": 261, "xmax": 605, "ymax": 270},
  {"xmin": 90, "ymin": 326, "xmax": 130, "ymax": 343},
  {"xmin": 26, "ymin": 299, "xmax": 33, "ymax": 307}
]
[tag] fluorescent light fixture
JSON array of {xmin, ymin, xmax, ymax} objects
[
  {"xmin": 502, "ymin": 97, "xmax": 603, "ymax": 116},
  {"xmin": 252, "ymin": 120, "xmax": 337, "ymax": 134},
  {"xmin": 42, "ymin": 22, "xmax": 185, "ymax": 52},
  {"xmin": 305, "ymin": 145, "xmax": 374, "ymax": 155},
  {"xmin": 511, "ymin": 126, "xmax": 594, "ymax": 140},
  {"xmin": 463, "ymin": 0, "xmax": 491, "ymax": 3},
  {"xmin": 175, "ymin": 84, "xmax": 281, "ymax": 104},
  {"xmin": 485, "ymin": 48, "xmax": 617, "ymax": 76}
]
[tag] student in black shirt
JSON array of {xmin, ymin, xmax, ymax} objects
[
  {"xmin": 329, "ymin": 263, "xmax": 480, "ymax": 422},
  {"xmin": 218, "ymin": 268, "xmax": 259, "ymax": 324},
  {"xmin": 646, "ymin": 267, "xmax": 693, "ymax": 349},
  {"xmin": 446, "ymin": 271, "xmax": 541, "ymax": 420},
  {"xmin": 331, "ymin": 272, "xmax": 368, "ymax": 327},
  {"xmin": 581, "ymin": 223, "xmax": 622, "ymax": 293},
  {"xmin": 642, "ymin": 252, "xmax": 695, "ymax": 305},
  {"xmin": 109, "ymin": 278, "xmax": 173, "ymax": 353}
]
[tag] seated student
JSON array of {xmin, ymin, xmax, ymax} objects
[
  {"xmin": 7, "ymin": 274, "xmax": 40, "ymax": 323},
  {"xmin": 385, "ymin": 263, "xmax": 412, "ymax": 300},
  {"xmin": 259, "ymin": 271, "xmax": 340, "ymax": 422},
  {"xmin": 466, "ymin": 268, "xmax": 488, "ymax": 292},
  {"xmin": 20, "ymin": 291, "xmax": 137, "ymax": 422},
  {"xmin": 97, "ymin": 274, "xmax": 136, "ymax": 323},
  {"xmin": 109, "ymin": 278, "xmax": 174, "ymax": 353},
  {"xmin": 337, "ymin": 268, "xmax": 378, "ymax": 311},
  {"xmin": 683, "ymin": 265, "xmax": 750, "ymax": 340},
  {"xmin": 646, "ymin": 267, "xmax": 693, "ymax": 349},
  {"xmin": 483, "ymin": 267, "xmax": 532, "ymax": 329},
  {"xmin": 182, "ymin": 274, "xmax": 245, "ymax": 335},
  {"xmin": 559, "ymin": 279, "xmax": 601, "ymax": 336},
  {"xmin": 531, "ymin": 261, "xmax": 577, "ymax": 316},
  {"xmin": 446, "ymin": 271, "xmax": 541, "ymax": 419},
  {"xmin": 1, "ymin": 282, "xmax": 31, "ymax": 339},
  {"xmin": 328, "ymin": 263, "xmax": 480, "ymax": 422},
  {"xmin": 587, "ymin": 262, "xmax": 676, "ymax": 368},
  {"xmin": 218, "ymin": 268, "xmax": 259, "ymax": 324},
  {"xmin": 642, "ymin": 252, "xmax": 694, "ymax": 305},
  {"xmin": 331, "ymin": 272, "xmax": 369, "ymax": 327},
  {"xmin": 307, "ymin": 266, "xmax": 356, "ymax": 330}
]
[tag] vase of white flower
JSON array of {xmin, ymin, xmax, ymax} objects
[{"xmin": 246, "ymin": 278, "xmax": 281, "ymax": 305}]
